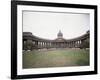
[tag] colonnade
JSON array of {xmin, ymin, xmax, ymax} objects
[
  {"xmin": 23, "ymin": 31, "xmax": 89, "ymax": 50},
  {"xmin": 23, "ymin": 39, "xmax": 86, "ymax": 50}
]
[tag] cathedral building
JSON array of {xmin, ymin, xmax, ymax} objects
[{"xmin": 23, "ymin": 30, "xmax": 89, "ymax": 50}]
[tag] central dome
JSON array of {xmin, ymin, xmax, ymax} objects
[{"xmin": 57, "ymin": 30, "xmax": 63, "ymax": 38}]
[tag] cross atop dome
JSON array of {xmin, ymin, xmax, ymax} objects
[{"xmin": 57, "ymin": 30, "xmax": 63, "ymax": 38}]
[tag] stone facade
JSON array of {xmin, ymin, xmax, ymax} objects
[{"xmin": 23, "ymin": 31, "xmax": 89, "ymax": 50}]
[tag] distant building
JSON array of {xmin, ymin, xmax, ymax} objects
[{"xmin": 23, "ymin": 30, "xmax": 89, "ymax": 50}]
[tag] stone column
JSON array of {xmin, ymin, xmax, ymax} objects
[
  {"xmin": 42, "ymin": 42, "xmax": 43, "ymax": 48},
  {"xmin": 73, "ymin": 41, "xmax": 75, "ymax": 48},
  {"xmin": 72, "ymin": 42, "xmax": 73, "ymax": 48},
  {"xmin": 75, "ymin": 41, "xmax": 77, "ymax": 48}
]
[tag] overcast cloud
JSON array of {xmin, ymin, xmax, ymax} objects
[{"xmin": 23, "ymin": 11, "xmax": 90, "ymax": 39}]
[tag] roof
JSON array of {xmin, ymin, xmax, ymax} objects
[{"xmin": 23, "ymin": 31, "xmax": 89, "ymax": 42}]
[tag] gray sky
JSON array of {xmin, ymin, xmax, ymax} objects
[{"xmin": 23, "ymin": 11, "xmax": 90, "ymax": 39}]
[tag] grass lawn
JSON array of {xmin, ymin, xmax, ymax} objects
[{"xmin": 23, "ymin": 49, "xmax": 89, "ymax": 69}]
